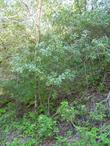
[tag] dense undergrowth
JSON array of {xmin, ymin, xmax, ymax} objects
[
  {"xmin": 0, "ymin": 99, "xmax": 110, "ymax": 146},
  {"xmin": 0, "ymin": 0, "xmax": 110, "ymax": 145}
]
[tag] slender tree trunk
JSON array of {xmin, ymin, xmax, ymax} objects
[{"xmin": 34, "ymin": 0, "xmax": 43, "ymax": 112}]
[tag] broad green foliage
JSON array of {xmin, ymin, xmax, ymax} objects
[
  {"xmin": 73, "ymin": 125, "xmax": 110, "ymax": 146},
  {"xmin": 0, "ymin": 101, "xmax": 110, "ymax": 145},
  {"xmin": 55, "ymin": 136, "xmax": 71, "ymax": 146},
  {"xmin": 57, "ymin": 101, "xmax": 110, "ymax": 146},
  {"xmin": 0, "ymin": 104, "xmax": 38, "ymax": 145},
  {"xmin": 0, "ymin": 108, "xmax": 6, "ymax": 116},
  {"xmin": 57, "ymin": 100, "xmax": 109, "ymax": 133},
  {"xmin": 37, "ymin": 115, "xmax": 57, "ymax": 139},
  {"xmin": 90, "ymin": 102, "xmax": 107, "ymax": 121},
  {"xmin": 58, "ymin": 101, "xmax": 78, "ymax": 123}
]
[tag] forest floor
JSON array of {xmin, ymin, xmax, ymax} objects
[{"xmin": 0, "ymin": 91, "xmax": 110, "ymax": 146}]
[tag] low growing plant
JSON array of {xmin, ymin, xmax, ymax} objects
[{"xmin": 37, "ymin": 115, "xmax": 57, "ymax": 139}]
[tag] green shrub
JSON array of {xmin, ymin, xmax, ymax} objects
[
  {"xmin": 90, "ymin": 102, "xmax": 106, "ymax": 121},
  {"xmin": 58, "ymin": 101, "xmax": 78, "ymax": 123},
  {"xmin": 37, "ymin": 115, "xmax": 57, "ymax": 139},
  {"xmin": 55, "ymin": 136, "xmax": 71, "ymax": 146},
  {"xmin": 0, "ymin": 108, "xmax": 6, "ymax": 116},
  {"xmin": 73, "ymin": 125, "xmax": 110, "ymax": 146}
]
